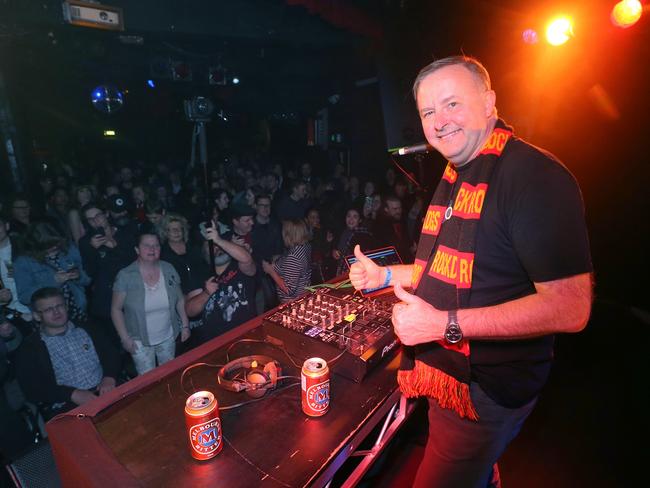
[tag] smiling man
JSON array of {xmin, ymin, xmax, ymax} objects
[{"xmin": 349, "ymin": 55, "xmax": 593, "ymax": 487}]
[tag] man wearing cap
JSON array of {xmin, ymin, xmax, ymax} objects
[
  {"xmin": 226, "ymin": 203, "xmax": 256, "ymax": 253},
  {"xmin": 185, "ymin": 221, "xmax": 256, "ymax": 345}
]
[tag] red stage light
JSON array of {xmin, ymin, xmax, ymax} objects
[{"xmin": 611, "ymin": 0, "xmax": 643, "ymax": 28}]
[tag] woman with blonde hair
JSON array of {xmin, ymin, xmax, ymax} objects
[
  {"xmin": 262, "ymin": 219, "xmax": 311, "ymax": 303},
  {"xmin": 158, "ymin": 213, "xmax": 205, "ymax": 293}
]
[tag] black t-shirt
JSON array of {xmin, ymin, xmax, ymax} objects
[
  {"xmin": 440, "ymin": 138, "xmax": 592, "ymax": 407},
  {"xmin": 188, "ymin": 260, "xmax": 256, "ymax": 343},
  {"xmin": 160, "ymin": 243, "xmax": 208, "ymax": 295}
]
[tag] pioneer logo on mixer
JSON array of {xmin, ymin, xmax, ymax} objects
[
  {"xmin": 381, "ymin": 339, "xmax": 400, "ymax": 358},
  {"xmin": 307, "ymin": 380, "xmax": 330, "ymax": 411},
  {"xmin": 189, "ymin": 418, "xmax": 222, "ymax": 455}
]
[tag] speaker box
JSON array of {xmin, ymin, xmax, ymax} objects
[{"xmin": 5, "ymin": 440, "xmax": 61, "ymax": 488}]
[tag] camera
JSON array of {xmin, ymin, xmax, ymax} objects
[{"xmin": 183, "ymin": 96, "xmax": 214, "ymax": 122}]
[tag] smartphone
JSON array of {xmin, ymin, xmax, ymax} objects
[{"xmin": 199, "ymin": 221, "xmax": 208, "ymax": 239}]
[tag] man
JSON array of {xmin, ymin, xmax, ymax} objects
[
  {"xmin": 372, "ymin": 194, "xmax": 415, "ymax": 261},
  {"xmin": 185, "ymin": 221, "xmax": 256, "ymax": 346},
  {"xmin": 0, "ymin": 216, "xmax": 32, "ymax": 325},
  {"xmin": 251, "ymin": 195, "xmax": 283, "ymax": 263},
  {"xmin": 15, "ymin": 287, "xmax": 119, "ymax": 419},
  {"xmin": 349, "ymin": 56, "xmax": 592, "ymax": 487},
  {"xmin": 275, "ymin": 180, "xmax": 310, "ymax": 221},
  {"xmin": 0, "ymin": 312, "xmax": 33, "ymax": 460},
  {"xmin": 226, "ymin": 203, "xmax": 256, "ymax": 252},
  {"xmin": 7, "ymin": 194, "xmax": 32, "ymax": 238},
  {"xmin": 79, "ymin": 203, "xmax": 136, "ymax": 344},
  {"xmin": 251, "ymin": 195, "xmax": 284, "ymax": 311}
]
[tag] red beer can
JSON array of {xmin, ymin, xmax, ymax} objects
[
  {"xmin": 301, "ymin": 357, "xmax": 330, "ymax": 416},
  {"xmin": 185, "ymin": 390, "xmax": 223, "ymax": 461}
]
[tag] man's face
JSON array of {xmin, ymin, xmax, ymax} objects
[
  {"xmin": 256, "ymin": 198, "xmax": 271, "ymax": 219},
  {"xmin": 294, "ymin": 184, "xmax": 307, "ymax": 200},
  {"xmin": 120, "ymin": 167, "xmax": 133, "ymax": 182},
  {"xmin": 84, "ymin": 207, "xmax": 108, "ymax": 230},
  {"xmin": 34, "ymin": 296, "xmax": 69, "ymax": 329},
  {"xmin": 132, "ymin": 187, "xmax": 146, "ymax": 203},
  {"xmin": 11, "ymin": 200, "xmax": 30, "ymax": 220},
  {"xmin": 146, "ymin": 212, "xmax": 163, "ymax": 225},
  {"xmin": 385, "ymin": 200, "xmax": 402, "ymax": 221},
  {"xmin": 216, "ymin": 193, "xmax": 229, "ymax": 209},
  {"xmin": 307, "ymin": 210, "xmax": 320, "ymax": 228},
  {"xmin": 416, "ymin": 65, "xmax": 496, "ymax": 167},
  {"xmin": 233, "ymin": 216, "xmax": 254, "ymax": 236},
  {"xmin": 394, "ymin": 182, "xmax": 407, "ymax": 198},
  {"xmin": 52, "ymin": 189, "xmax": 68, "ymax": 207}
]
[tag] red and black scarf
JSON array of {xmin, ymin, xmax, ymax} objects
[{"xmin": 397, "ymin": 120, "xmax": 514, "ymax": 420}]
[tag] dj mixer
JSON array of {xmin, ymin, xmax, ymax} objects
[{"xmin": 262, "ymin": 287, "xmax": 401, "ymax": 382}]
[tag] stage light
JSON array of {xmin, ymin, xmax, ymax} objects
[
  {"xmin": 232, "ymin": 76, "xmax": 240, "ymax": 85},
  {"xmin": 522, "ymin": 28, "xmax": 539, "ymax": 44},
  {"xmin": 147, "ymin": 79, "xmax": 155, "ymax": 88},
  {"xmin": 546, "ymin": 17, "xmax": 574, "ymax": 46},
  {"xmin": 611, "ymin": 0, "xmax": 643, "ymax": 28},
  {"xmin": 172, "ymin": 61, "xmax": 192, "ymax": 81},
  {"xmin": 91, "ymin": 85, "xmax": 124, "ymax": 114},
  {"xmin": 103, "ymin": 129, "xmax": 116, "ymax": 137},
  {"xmin": 208, "ymin": 65, "xmax": 227, "ymax": 86}
]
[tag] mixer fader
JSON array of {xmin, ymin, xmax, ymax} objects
[{"xmin": 262, "ymin": 287, "xmax": 401, "ymax": 382}]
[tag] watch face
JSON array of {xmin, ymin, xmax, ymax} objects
[{"xmin": 444, "ymin": 323, "xmax": 463, "ymax": 344}]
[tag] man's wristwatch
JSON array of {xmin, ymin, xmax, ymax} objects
[{"xmin": 444, "ymin": 310, "xmax": 463, "ymax": 344}]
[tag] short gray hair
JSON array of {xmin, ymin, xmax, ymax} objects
[{"xmin": 413, "ymin": 55, "xmax": 492, "ymax": 101}]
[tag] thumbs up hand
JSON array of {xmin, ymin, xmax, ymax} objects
[
  {"xmin": 391, "ymin": 283, "xmax": 443, "ymax": 346},
  {"xmin": 349, "ymin": 245, "xmax": 384, "ymax": 290}
]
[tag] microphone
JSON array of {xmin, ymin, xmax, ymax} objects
[{"xmin": 396, "ymin": 143, "xmax": 434, "ymax": 156}]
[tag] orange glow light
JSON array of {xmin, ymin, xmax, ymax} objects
[
  {"xmin": 611, "ymin": 0, "xmax": 643, "ymax": 28},
  {"xmin": 546, "ymin": 17, "xmax": 574, "ymax": 45}
]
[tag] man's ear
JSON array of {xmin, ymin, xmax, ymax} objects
[
  {"xmin": 484, "ymin": 89, "xmax": 496, "ymax": 117},
  {"xmin": 32, "ymin": 310, "xmax": 42, "ymax": 324}
]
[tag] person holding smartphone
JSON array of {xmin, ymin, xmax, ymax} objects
[{"xmin": 184, "ymin": 220, "xmax": 256, "ymax": 346}]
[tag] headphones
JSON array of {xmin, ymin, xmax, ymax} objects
[{"xmin": 217, "ymin": 355, "xmax": 282, "ymax": 398}]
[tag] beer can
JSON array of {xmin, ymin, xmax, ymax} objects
[
  {"xmin": 185, "ymin": 391, "xmax": 222, "ymax": 461},
  {"xmin": 301, "ymin": 357, "xmax": 330, "ymax": 416}
]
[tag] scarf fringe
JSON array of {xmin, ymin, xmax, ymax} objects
[{"xmin": 398, "ymin": 360, "xmax": 478, "ymax": 421}]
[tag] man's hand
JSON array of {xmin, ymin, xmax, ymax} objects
[
  {"xmin": 90, "ymin": 234, "xmax": 108, "ymax": 249},
  {"xmin": 204, "ymin": 276, "xmax": 219, "ymax": 296},
  {"xmin": 97, "ymin": 377, "xmax": 116, "ymax": 395},
  {"xmin": 391, "ymin": 283, "xmax": 444, "ymax": 346},
  {"xmin": 181, "ymin": 327, "xmax": 191, "ymax": 342},
  {"xmin": 349, "ymin": 245, "xmax": 383, "ymax": 290},
  {"xmin": 71, "ymin": 389, "xmax": 98, "ymax": 406},
  {"xmin": 205, "ymin": 221, "xmax": 220, "ymax": 244},
  {"xmin": 54, "ymin": 270, "xmax": 70, "ymax": 284},
  {"xmin": 120, "ymin": 336, "xmax": 137, "ymax": 354},
  {"xmin": 0, "ymin": 288, "xmax": 12, "ymax": 305},
  {"xmin": 0, "ymin": 320, "xmax": 15, "ymax": 338}
]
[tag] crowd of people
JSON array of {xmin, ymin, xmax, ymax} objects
[{"xmin": 0, "ymin": 155, "xmax": 426, "ymax": 462}]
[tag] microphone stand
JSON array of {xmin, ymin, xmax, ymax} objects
[{"xmin": 195, "ymin": 120, "xmax": 216, "ymax": 278}]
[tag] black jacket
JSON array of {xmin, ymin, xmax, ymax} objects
[{"xmin": 15, "ymin": 323, "xmax": 120, "ymax": 411}]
